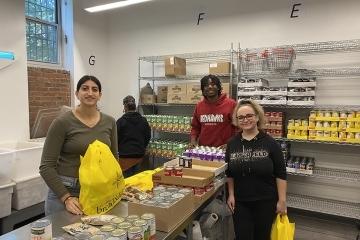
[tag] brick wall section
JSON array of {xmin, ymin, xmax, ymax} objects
[{"xmin": 27, "ymin": 67, "xmax": 71, "ymax": 137}]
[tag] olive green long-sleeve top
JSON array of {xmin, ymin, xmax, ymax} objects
[{"xmin": 39, "ymin": 111, "xmax": 118, "ymax": 199}]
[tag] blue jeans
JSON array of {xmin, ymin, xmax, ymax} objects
[{"xmin": 45, "ymin": 175, "xmax": 81, "ymax": 216}]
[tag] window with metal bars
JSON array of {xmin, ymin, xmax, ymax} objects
[{"xmin": 25, "ymin": 0, "xmax": 60, "ymax": 64}]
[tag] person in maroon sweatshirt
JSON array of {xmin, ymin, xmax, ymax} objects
[{"xmin": 189, "ymin": 74, "xmax": 237, "ymax": 149}]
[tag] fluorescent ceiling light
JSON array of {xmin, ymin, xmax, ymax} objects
[{"xmin": 85, "ymin": 0, "xmax": 152, "ymax": 12}]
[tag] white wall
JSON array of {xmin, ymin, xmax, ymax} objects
[{"xmin": 0, "ymin": 0, "xmax": 29, "ymax": 142}]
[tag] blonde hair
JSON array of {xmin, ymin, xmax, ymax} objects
[{"xmin": 232, "ymin": 99, "xmax": 265, "ymax": 130}]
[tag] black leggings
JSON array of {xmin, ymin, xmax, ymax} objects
[{"xmin": 232, "ymin": 198, "xmax": 277, "ymax": 240}]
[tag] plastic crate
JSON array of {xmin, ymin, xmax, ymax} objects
[
  {"xmin": 0, "ymin": 149, "xmax": 14, "ymax": 185},
  {"xmin": 0, "ymin": 141, "xmax": 43, "ymax": 181},
  {"xmin": 12, "ymin": 174, "xmax": 47, "ymax": 210},
  {"xmin": 0, "ymin": 182, "xmax": 15, "ymax": 218}
]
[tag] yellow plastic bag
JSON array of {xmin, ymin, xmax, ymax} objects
[
  {"xmin": 271, "ymin": 214, "xmax": 295, "ymax": 240},
  {"xmin": 124, "ymin": 167, "xmax": 163, "ymax": 191},
  {"xmin": 79, "ymin": 140, "xmax": 125, "ymax": 215}
]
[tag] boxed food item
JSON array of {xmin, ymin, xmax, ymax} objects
[
  {"xmin": 167, "ymin": 94, "xmax": 187, "ymax": 104},
  {"xmin": 0, "ymin": 182, "xmax": 15, "ymax": 218},
  {"xmin": 168, "ymin": 84, "xmax": 187, "ymax": 94},
  {"xmin": 12, "ymin": 174, "xmax": 47, "ymax": 210},
  {"xmin": 157, "ymin": 94, "xmax": 167, "ymax": 103},
  {"xmin": 0, "ymin": 148, "xmax": 13, "ymax": 185},
  {"xmin": 128, "ymin": 190, "xmax": 194, "ymax": 232},
  {"xmin": 164, "ymin": 57, "xmax": 186, "ymax": 77},
  {"xmin": 152, "ymin": 169, "xmax": 214, "ymax": 188},
  {"xmin": 0, "ymin": 141, "xmax": 43, "ymax": 181},
  {"xmin": 186, "ymin": 94, "xmax": 202, "ymax": 104},
  {"xmin": 209, "ymin": 62, "xmax": 233, "ymax": 74},
  {"xmin": 164, "ymin": 159, "xmax": 227, "ymax": 177},
  {"xmin": 141, "ymin": 94, "xmax": 157, "ymax": 103},
  {"xmin": 186, "ymin": 84, "xmax": 202, "ymax": 94}
]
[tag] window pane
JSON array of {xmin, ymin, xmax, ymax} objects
[
  {"xmin": 26, "ymin": 19, "xmax": 58, "ymax": 63},
  {"xmin": 25, "ymin": 0, "xmax": 56, "ymax": 23}
]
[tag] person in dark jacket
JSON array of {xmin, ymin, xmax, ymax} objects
[
  {"xmin": 116, "ymin": 95, "xmax": 151, "ymax": 178},
  {"xmin": 225, "ymin": 99, "xmax": 287, "ymax": 240}
]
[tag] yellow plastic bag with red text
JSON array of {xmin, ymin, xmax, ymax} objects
[
  {"xmin": 271, "ymin": 214, "xmax": 295, "ymax": 240},
  {"xmin": 79, "ymin": 140, "xmax": 125, "ymax": 215}
]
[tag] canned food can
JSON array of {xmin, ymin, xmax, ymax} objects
[
  {"xmin": 324, "ymin": 110, "xmax": 331, "ymax": 117},
  {"xmin": 346, "ymin": 122, "xmax": 355, "ymax": 129},
  {"xmin": 330, "ymin": 122, "xmax": 338, "ymax": 128},
  {"xmin": 294, "ymin": 119, "xmax": 301, "ymax": 127},
  {"xmin": 194, "ymin": 187, "xmax": 205, "ymax": 196},
  {"xmin": 277, "ymin": 121, "xmax": 283, "ymax": 126},
  {"xmin": 301, "ymin": 119, "xmax": 309, "ymax": 126},
  {"xmin": 295, "ymin": 130, "xmax": 301, "ymax": 136},
  {"xmin": 317, "ymin": 110, "xmax": 325, "ymax": 117},
  {"xmin": 355, "ymin": 133, "xmax": 360, "ymax": 139},
  {"xmin": 109, "ymin": 217, "xmax": 125, "ymax": 226},
  {"xmin": 166, "ymin": 187, "xmax": 179, "ymax": 193},
  {"xmin": 288, "ymin": 119, "xmax": 295, "ymax": 127},
  {"xmin": 89, "ymin": 234, "xmax": 107, "ymax": 240},
  {"xmin": 164, "ymin": 166, "xmax": 174, "ymax": 176},
  {"xmin": 356, "ymin": 111, "xmax": 360, "ymax": 118},
  {"xmin": 347, "ymin": 132, "xmax": 355, "ymax": 139},
  {"xmin": 265, "ymin": 120, "xmax": 271, "ymax": 125},
  {"xmin": 117, "ymin": 222, "xmax": 133, "ymax": 231},
  {"xmin": 308, "ymin": 129, "xmax": 316, "ymax": 136},
  {"xmin": 355, "ymin": 122, "xmax": 360, "ymax": 129},
  {"xmin": 309, "ymin": 110, "xmax": 317, "ymax": 117},
  {"xmin": 339, "ymin": 121, "xmax": 346, "ymax": 129},
  {"xmin": 276, "ymin": 112, "xmax": 283, "ymax": 117},
  {"xmin": 152, "ymin": 196, "xmax": 165, "ymax": 203},
  {"xmin": 173, "ymin": 166, "xmax": 183, "ymax": 177},
  {"xmin": 275, "ymin": 130, "xmax": 282, "ymax": 136},
  {"xmin": 300, "ymin": 130, "xmax": 308, "ymax": 136},
  {"xmin": 31, "ymin": 219, "xmax": 52, "ymax": 240},
  {"xmin": 309, "ymin": 121, "xmax": 316, "ymax": 127},
  {"xmin": 178, "ymin": 188, "xmax": 192, "ymax": 194},
  {"xmin": 323, "ymin": 121, "xmax": 330, "ymax": 128},
  {"xmin": 331, "ymin": 110, "xmax": 340, "ymax": 117},
  {"xmin": 179, "ymin": 156, "xmax": 186, "ymax": 167},
  {"xmin": 110, "ymin": 229, "xmax": 127, "ymax": 239},
  {"xmin": 315, "ymin": 121, "xmax": 323, "ymax": 127},
  {"xmin": 171, "ymin": 193, "xmax": 185, "ymax": 199},
  {"xmin": 316, "ymin": 131, "xmax": 324, "ymax": 137},
  {"xmin": 128, "ymin": 226, "xmax": 144, "ymax": 240},
  {"xmin": 271, "ymin": 112, "xmax": 277, "ymax": 117},
  {"xmin": 323, "ymin": 131, "xmax": 330, "ymax": 137},
  {"xmin": 265, "ymin": 112, "xmax": 271, "ymax": 117},
  {"xmin": 210, "ymin": 182, "xmax": 214, "ymax": 189},
  {"xmin": 159, "ymin": 191, "xmax": 172, "ymax": 199},
  {"xmin": 126, "ymin": 215, "xmax": 140, "ymax": 223},
  {"xmin": 347, "ymin": 111, "xmax": 356, "ymax": 118},
  {"xmin": 141, "ymin": 213, "xmax": 156, "ymax": 240},
  {"xmin": 184, "ymin": 157, "xmax": 192, "ymax": 168},
  {"xmin": 153, "ymin": 186, "xmax": 166, "ymax": 195},
  {"xmin": 74, "ymin": 232, "xmax": 92, "ymax": 239},
  {"xmin": 269, "ymin": 129, "xmax": 275, "ymax": 134},
  {"xmin": 339, "ymin": 132, "xmax": 347, "ymax": 138},
  {"xmin": 133, "ymin": 220, "xmax": 148, "ymax": 239},
  {"xmin": 100, "ymin": 225, "xmax": 116, "ymax": 237},
  {"xmin": 270, "ymin": 121, "xmax": 277, "ymax": 126},
  {"xmin": 330, "ymin": 131, "xmax": 338, "ymax": 138},
  {"xmin": 340, "ymin": 111, "xmax": 348, "ymax": 118}
]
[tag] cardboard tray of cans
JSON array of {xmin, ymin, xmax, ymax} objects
[
  {"xmin": 152, "ymin": 169, "xmax": 214, "ymax": 188},
  {"xmin": 164, "ymin": 159, "xmax": 227, "ymax": 177},
  {"xmin": 128, "ymin": 190, "xmax": 194, "ymax": 232}
]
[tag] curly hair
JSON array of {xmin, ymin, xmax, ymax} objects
[
  {"xmin": 123, "ymin": 95, "xmax": 136, "ymax": 110},
  {"xmin": 232, "ymin": 99, "xmax": 265, "ymax": 130},
  {"xmin": 200, "ymin": 74, "xmax": 222, "ymax": 97}
]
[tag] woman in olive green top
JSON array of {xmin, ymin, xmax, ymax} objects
[{"xmin": 39, "ymin": 75, "xmax": 118, "ymax": 216}]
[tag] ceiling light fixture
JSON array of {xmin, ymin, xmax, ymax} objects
[{"xmin": 84, "ymin": 0, "xmax": 152, "ymax": 12}]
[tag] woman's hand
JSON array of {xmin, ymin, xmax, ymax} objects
[
  {"xmin": 227, "ymin": 195, "xmax": 235, "ymax": 214},
  {"xmin": 276, "ymin": 200, "xmax": 287, "ymax": 215},
  {"xmin": 64, "ymin": 197, "xmax": 83, "ymax": 215}
]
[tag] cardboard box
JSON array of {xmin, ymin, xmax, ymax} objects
[
  {"xmin": 164, "ymin": 159, "xmax": 228, "ymax": 177},
  {"xmin": 167, "ymin": 94, "xmax": 187, "ymax": 104},
  {"xmin": 128, "ymin": 191, "xmax": 194, "ymax": 232},
  {"xmin": 209, "ymin": 62, "xmax": 233, "ymax": 74},
  {"xmin": 168, "ymin": 84, "xmax": 187, "ymax": 94},
  {"xmin": 164, "ymin": 57, "xmax": 186, "ymax": 77},
  {"xmin": 185, "ymin": 94, "xmax": 202, "ymax": 104},
  {"xmin": 186, "ymin": 84, "xmax": 202, "ymax": 94},
  {"xmin": 152, "ymin": 169, "xmax": 214, "ymax": 188},
  {"xmin": 157, "ymin": 86, "xmax": 168, "ymax": 95},
  {"xmin": 141, "ymin": 94, "xmax": 156, "ymax": 103},
  {"xmin": 194, "ymin": 188, "xmax": 215, "ymax": 204},
  {"xmin": 157, "ymin": 93, "xmax": 167, "ymax": 103}
]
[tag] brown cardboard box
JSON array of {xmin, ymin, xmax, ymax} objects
[
  {"xmin": 157, "ymin": 93, "xmax": 167, "ymax": 103},
  {"xmin": 157, "ymin": 86, "xmax": 168, "ymax": 95},
  {"xmin": 168, "ymin": 84, "xmax": 187, "ymax": 94},
  {"xmin": 209, "ymin": 62, "xmax": 233, "ymax": 74},
  {"xmin": 140, "ymin": 94, "xmax": 156, "ymax": 103},
  {"xmin": 186, "ymin": 84, "xmax": 202, "ymax": 94},
  {"xmin": 128, "ymin": 191, "xmax": 194, "ymax": 232},
  {"xmin": 164, "ymin": 159, "xmax": 228, "ymax": 176},
  {"xmin": 164, "ymin": 57, "xmax": 186, "ymax": 77},
  {"xmin": 194, "ymin": 188, "xmax": 215, "ymax": 204},
  {"xmin": 185, "ymin": 94, "xmax": 202, "ymax": 104},
  {"xmin": 152, "ymin": 169, "xmax": 214, "ymax": 188},
  {"xmin": 167, "ymin": 94, "xmax": 187, "ymax": 104}
]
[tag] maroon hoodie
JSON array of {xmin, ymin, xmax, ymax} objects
[{"xmin": 190, "ymin": 93, "xmax": 237, "ymax": 147}]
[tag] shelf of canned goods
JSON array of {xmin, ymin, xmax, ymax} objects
[{"xmin": 287, "ymin": 193, "xmax": 360, "ymax": 219}]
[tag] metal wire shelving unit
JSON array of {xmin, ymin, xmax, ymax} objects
[{"xmin": 287, "ymin": 167, "xmax": 360, "ymax": 182}]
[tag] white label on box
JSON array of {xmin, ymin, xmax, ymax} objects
[
  {"xmin": 170, "ymin": 57, "xmax": 174, "ymax": 65},
  {"xmin": 209, "ymin": 63, "xmax": 217, "ymax": 68}
]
